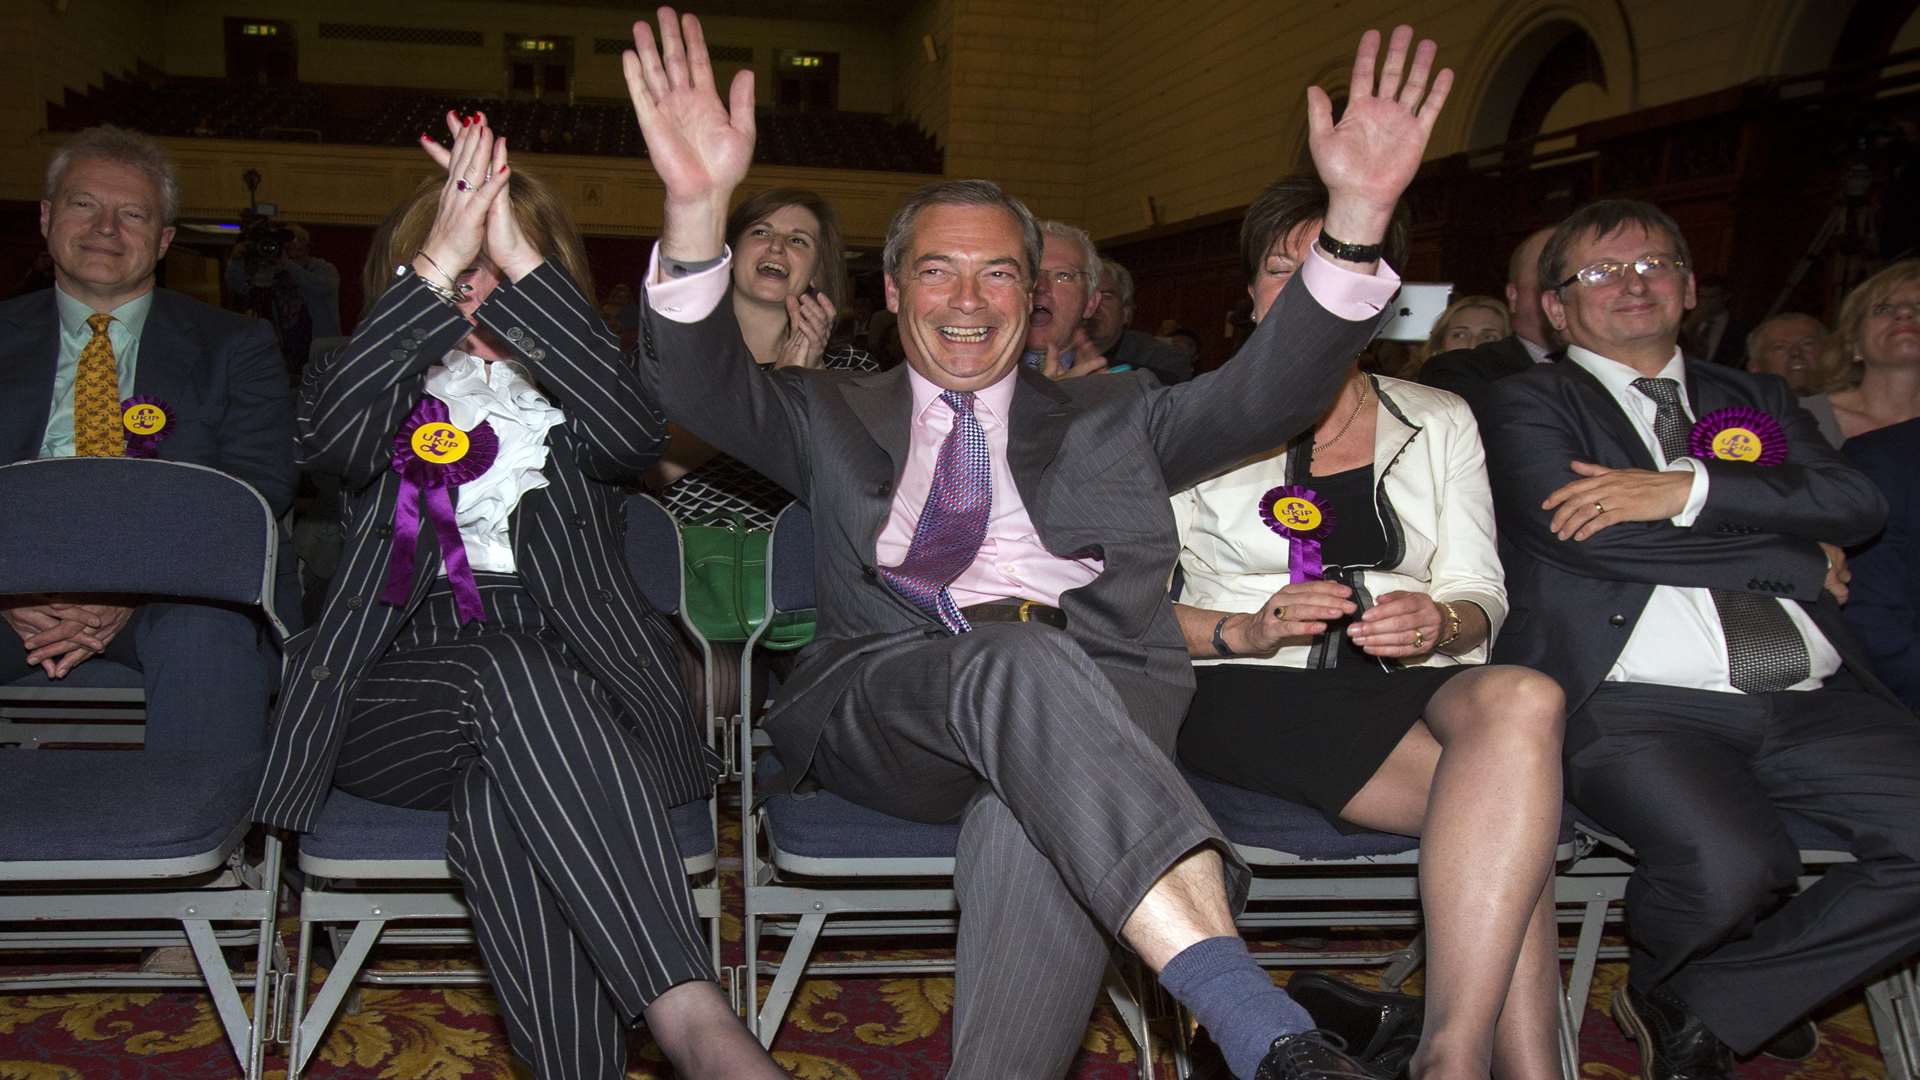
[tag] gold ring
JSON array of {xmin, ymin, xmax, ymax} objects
[
  {"xmin": 1594, "ymin": 500, "xmax": 1606, "ymax": 514},
  {"xmin": 1412, "ymin": 629, "xmax": 1425, "ymax": 648},
  {"xmin": 1273, "ymin": 605, "xmax": 1288, "ymax": 621}
]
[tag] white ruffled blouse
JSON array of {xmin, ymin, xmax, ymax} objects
[{"xmin": 424, "ymin": 351, "xmax": 566, "ymax": 575}]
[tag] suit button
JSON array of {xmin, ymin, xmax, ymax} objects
[
  {"xmin": 571, "ymin": 513, "xmax": 589, "ymax": 528},
  {"xmin": 377, "ymin": 524, "xmax": 394, "ymax": 539},
  {"xmin": 411, "ymin": 326, "xmax": 431, "ymax": 340},
  {"xmin": 388, "ymin": 349, "xmax": 409, "ymax": 362},
  {"xmin": 507, "ymin": 327, "xmax": 526, "ymax": 341},
  {"xmin": 530, "ymin": 348, "xmax": 548, "ymax": 361},
  {"xmin": 862, "ymin": 565, "xmax": 878, "ymax": 580},
  {"xmin": 596, "ymin": 588, "xmax": 614, "ymax": 603},
  {"xmin": 1608, "ymin": 614, "xmax": 1625, "ymax": 627},
  {"xmin": 310, "ymin": 665, "xmax": 333, "ymax": 682},
  {"xmin": 345, "ymin": 594, "xmax": 364, "ymax": 610},
  {"xmin": 876, "ymin": 482, "xmax": 892, "ymax": 496}
]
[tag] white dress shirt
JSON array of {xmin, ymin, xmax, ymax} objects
[
  {"xmin": 1566, "ymin": 346, "xmax": 1841, "ymax": 693},
  {"xmin": 424, "ymin": 351, "xmax": 566, "ymax": 575}
]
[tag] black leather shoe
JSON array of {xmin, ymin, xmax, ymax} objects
[
  {"xmin": 1285, "ymin": 971, "xmax": 1424, "ymax": 1061},
  {"xmin": 1252, "ymin": 1030, "xmax": 1385, "ymax": 1079},
  {"xmin": 1759, "ymin": 1017, "xmax": 1819, "ymax": 1061},
  {"xmin": 1611, "ymin": 984, "xmax": 1736, "ymax": 1080}
]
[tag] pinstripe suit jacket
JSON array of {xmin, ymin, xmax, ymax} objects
[
  {"xmin": 252, "ymin": 263, "xmax": 713, "ymax": 832},
  {"xmin": 643, "ymin": 275, "xmax": 1385, "ymax": 787}
]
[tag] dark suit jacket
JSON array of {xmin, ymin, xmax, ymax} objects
[
  {"xmin": 1108, "ymin": 328, "xmax": 1194, "ymax": 385},
  {"xmin": 251, "ymin": 264, "xmax": 712, "ymax": 831},
  {"xmin": 1417, "ymin": 334, "xmax": 1551, "ymax": 414},
  {"xmin": 1480, "ymin": 356, "xmax": 1894, "ymax": 720},
  {"xmin": 644, "ymin": 272, "xmax": 1382, "ymax": 784},
  {"xmin": 0, "ymin": 286, "xmax": 297, "ymax": 516},
  {"xmin": 1842, "ymin": 417, "xmax": 1920, "ymax": 710}
]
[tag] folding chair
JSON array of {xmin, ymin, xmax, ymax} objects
[
  {"xmin": 1566, "ymin": 813, "xmax": 1920, "ymax": 1079},
  {"xmin": 738, "ymin": 503, "xmax": 1161, "ymax": 1074},
  {"xmin": 0, "ymin": 457, "xmax": 293, "ymax": 1080},
  {"xmin": 282, "ymin": 494, "xmax": 723, "ymax": 1076},
  {"xmin": 1178, "ymin": 769, "xmax": 1588, "ymax": 1079}
]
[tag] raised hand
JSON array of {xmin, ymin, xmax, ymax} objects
[
  {"xmin": 413, "ymin": 116, "xmax": 510, "ymax": 291},
  {"xmin": 774, "ymin": 291, "xmax": 835, "ymax": 369},
  {"xmin": 1308, "ymin": 26, "xmax": 1452, "ymax": 252},
  {"xmin": 420, "ymin": 112, "xmax": 542, "ymax": 282},
  {"xmin": 623, "ymin": 7, "xmax": 755, "ymax": 260}
]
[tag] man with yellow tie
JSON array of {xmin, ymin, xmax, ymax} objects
[{"xmin": 0, "ymin": 126, "xmax": 295, "ymax": 750}]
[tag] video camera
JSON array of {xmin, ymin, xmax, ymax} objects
[{"xmin": 237, "ymin": 168, "xmax": 296, "ymax": 286}]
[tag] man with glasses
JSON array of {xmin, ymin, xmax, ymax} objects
[
  {"xmin": 1021, "ymin": 220, "xmax": 1107, "ymax": 378},
  {"xmin": 1478, "ymin": 198, "xmax": 1920, "ymax": 1080}
]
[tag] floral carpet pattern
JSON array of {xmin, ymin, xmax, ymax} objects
[{"xmin": 0, "ymin": 801, "xmax": 1894, "ymax": 1078}]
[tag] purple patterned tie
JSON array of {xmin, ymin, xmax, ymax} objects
[{"xmin": 881, "ymin": 390, "xmax": 992, "ymax": 633}]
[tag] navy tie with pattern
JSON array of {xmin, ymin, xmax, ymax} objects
[
  {"xmin": 881, "ymin": 390, "xmax": 992, "ymax": 633},
  {"xmin": 1630, "ymin": 376, "xmax": 1812, "ymax": 693}
]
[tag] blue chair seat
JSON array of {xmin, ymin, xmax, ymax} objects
[
  {"xmin": 302, "ymin": 790, "xmax": 715, "ymax": 865},
  {"xmin": 757, "ymin": 753, "xmax": 959, "ymax": 862},
  {"xmin": 0, "ymin": 749, "xmax": 264, "ymax": 863},
  {"xmin": 1182, "ymin": 768, "xmax": 1421, "ymax": 860}
]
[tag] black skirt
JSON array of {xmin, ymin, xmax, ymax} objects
[{"xmin": 1178, "ymin": 659, "xmax": 1466, "ymax": 832}]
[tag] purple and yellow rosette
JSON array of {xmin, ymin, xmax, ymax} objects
[
  {"xmin": 119, "ymin": 395, "xmax": 173, "ymax": 458},
  {"xmin": 382, "ymin": 398, "xmax": 499, "ymax": 624},
  {"xmin": 1689, "ymin": 407, "xmax": 1787, "ymax": 467},
  {"xmin": 1258, "ymin": 484, "xmax": 1338, "ymax": 584}
]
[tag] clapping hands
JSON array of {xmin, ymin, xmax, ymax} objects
[
  {"xmin": 774, "ymin": 289, "xmax": 836, "ymax": 369},
  {"xmin": 416, "ymin": 111, "xmax": 545, "ymax": 285}
]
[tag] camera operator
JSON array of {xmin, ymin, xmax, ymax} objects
[{"xmin": 225, "ymin": 221, "xmax": 340, "ymax": 369}]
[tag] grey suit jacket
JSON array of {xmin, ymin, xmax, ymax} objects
[
  {"xmin": 252, "ymin": 264, "xmax": 713, "ymax": 832},
  {"xmin": 0, "ymin": 286, "xmax": 297, "ymax": 516},
  {"xmin": 643, "ymin": 273, "xmax": 1383, "ymax": 786},
  {"xmin": 1481, "ymin": 356, "xmax": 1896, "ymax": 721}
]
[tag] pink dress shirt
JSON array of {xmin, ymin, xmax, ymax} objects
[{"xmin": 647, "ymin": 244, "xmax": 1399, "ymax": 608}]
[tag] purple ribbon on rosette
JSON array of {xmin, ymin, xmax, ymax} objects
[
  {"xmin": 1258, "ymin": 484, "xmax": 1339, "ymax": 584},
  {"xmin": 118, "ymin": 395, "xmax": 174, "ymax": 458},
  {"xmin": 1688, "ymin": 407, "xmax": 1787, "ymax": 467},
  {"xmin": 382, "ymin": 398, "xmax": 500, "ymax": 624}
]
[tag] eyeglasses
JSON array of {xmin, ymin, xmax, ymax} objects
[
  {"xmin": 1038, "ymin": 268, "xmax": 1087, "ymax": 287},
  {"xmin": 1554, "ymin": 255, "xmax": 1688, "ymax": 291}
]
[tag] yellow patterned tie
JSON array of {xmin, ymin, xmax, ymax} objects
[{"xmin": 74, "ymin": 313, "xmax": 123, "ymax": 458}]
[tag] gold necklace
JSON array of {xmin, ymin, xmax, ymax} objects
[{"xmin": 1313, "ymin": 378, "xmax": 1369, "ymax": 452}]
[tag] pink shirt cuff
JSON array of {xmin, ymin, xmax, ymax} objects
[
  {"xmin": 1298, "ymin": 246, "xmax": 1402, "ymax": 321},
  {"xmin": 644, "ymin": 243, "xmax": 732, "ymax": 324}
]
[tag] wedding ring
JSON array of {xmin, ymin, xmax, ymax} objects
[{"xmin": 1594, "ymin": 500, "xmax": 1606, "ymax": 514}]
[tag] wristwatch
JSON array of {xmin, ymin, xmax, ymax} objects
[
  {"xmin": 1316, "ymin": 228, "xmax": 1385, "ymax": 264},
  {"xmin": 1211, "ymin": 614, "xmax": 1239, "ymax": 658}
]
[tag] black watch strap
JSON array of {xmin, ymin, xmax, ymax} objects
[
  {"xmin": 1211, "ymin": 614, "xmax": 1239, "ymax": 658},
  {"xmin": 1317, "ymin": 228, "xmax": 1385, "ymax": 264}
]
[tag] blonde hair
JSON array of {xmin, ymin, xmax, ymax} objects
[
  {"xmin": 1814, "ymin": 259, "xmax": 1920, "ymax": 393},
  {"xmin": 361, "ymin": 171, "xmax": 596, "ymax": 317},
  {"xmin": 1421, "ymin": 295, "xmax": 1511, "ymax": 366},
  {"xmin": 46, "ymin": 125, "xmax": 180, "ymax": 223}
]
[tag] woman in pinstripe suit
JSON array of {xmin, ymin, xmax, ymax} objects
[{"xmin": 249, "ymin": 115, "xmax": 783, "ymax": 1079}]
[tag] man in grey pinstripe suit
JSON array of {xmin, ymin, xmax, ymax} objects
[{"xmin": 629, "ymin": 10, "xmax": 1452, "ymax": 1078}]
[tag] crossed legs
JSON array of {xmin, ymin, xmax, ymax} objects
[{"xmin": 1339, "ymin": 664, "xmax": 1566, "ymax": 1080}]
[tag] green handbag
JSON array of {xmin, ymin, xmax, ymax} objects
[{"xmin": 679, "ymin": 511, "xmax": 815, "ymax": 649}]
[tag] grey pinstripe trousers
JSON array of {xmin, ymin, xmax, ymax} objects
[
  {"xmin": 799, "ymin": 622, "xmax": 1239, "ymax": 1079},
  {"xmin": 333, "ymin": 575, "xmax": 711, "ymax": 1079}
]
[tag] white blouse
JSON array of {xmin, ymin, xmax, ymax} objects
[{"xmin": 424, "ymin": 351, "xmax": 566, "ymax": 575}]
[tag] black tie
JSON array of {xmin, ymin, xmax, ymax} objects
[{"xmin": 1630, "ymin": 377, "xmax": 1811, "ymax": 693}]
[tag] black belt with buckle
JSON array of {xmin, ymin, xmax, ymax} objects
[{"xmin": 957, "ymin": 600, "xmax": 1067, "ymax": 629}]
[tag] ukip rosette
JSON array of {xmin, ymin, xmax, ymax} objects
[
  {"xmin": 119, "ymin": 395, "xmax": 173, "ymax": 458},
  {"xmin": 1258, "ymin": 483, "xmax": 1338, "ymax": 584},
  {"xmin": 382, "ymin": 397, "xmax": 500, "ymax": 623},
  {"xmin": 1689, "ymin": 407, "xmax": 1787, "ymax": 467}
]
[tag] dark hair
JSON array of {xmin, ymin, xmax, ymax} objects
[
  {"xmin": 883, "ymin": 179, "xmax": 1042, "ymax": 286},
  {"xmin": 1239, "ymin": 174, "xmax": 1409, "ymax": 283},
  {"xmin": 727, "ymin": 187, "xmax": 848, "ymax": 310},
  {"xmin": 1538, "ymin": 198, "xmax": 1692, "ymax": 291}
]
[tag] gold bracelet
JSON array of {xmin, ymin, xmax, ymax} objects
[
  {"xmin": 414, "ymin": 273, "xmax": 463, "ymax": 307},
  {"xmin": 1436, "ymin": 599, "xmax": 1462, "ymax": 650}
]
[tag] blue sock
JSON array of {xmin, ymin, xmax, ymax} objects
[{"xmin": 1160, "ymin": 936, "xmax": 1313, "ymax": 1079}]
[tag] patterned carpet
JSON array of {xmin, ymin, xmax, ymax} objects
[{"xmin": 0, "ymin": 799, "xmax": 1895, "ymax": 1078}]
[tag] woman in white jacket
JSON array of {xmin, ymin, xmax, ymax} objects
[{"xmin": 1172, "ymin": 176, "xmax": 1568, "ymax": 1080}]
